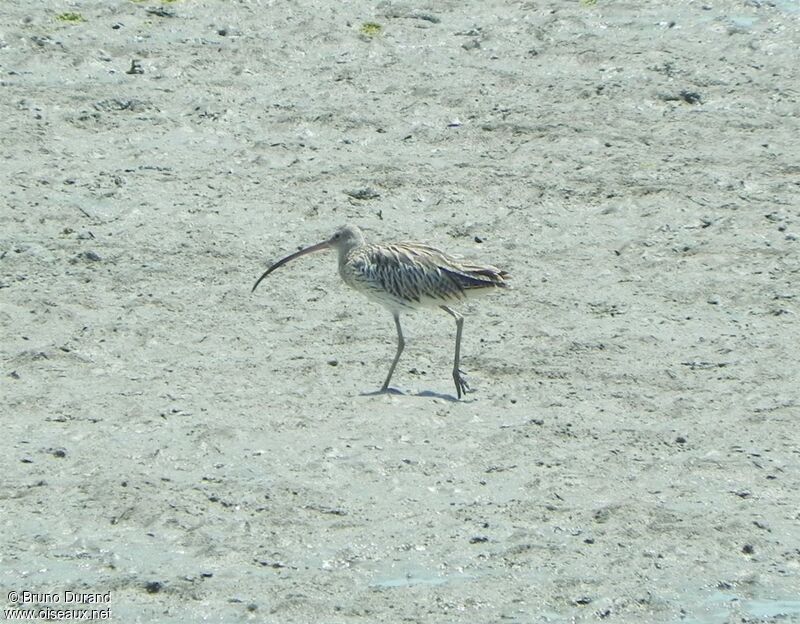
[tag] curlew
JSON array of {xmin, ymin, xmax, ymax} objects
[{"xmin": 252, "ymin": 225, "xmax": 509, "ymax": 399}]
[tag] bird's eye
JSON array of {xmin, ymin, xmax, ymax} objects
[{"xmin": 334, "ymin": 233, "xmax": 340, "ymax": 240}]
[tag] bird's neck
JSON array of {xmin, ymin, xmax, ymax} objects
[
  {"xmin": 337, "ymin": 232, "xmax": 366, "ymax": 266},
  {"xmin": 337, "ymin": 246, "xmax": 350, "ymax": 267}
]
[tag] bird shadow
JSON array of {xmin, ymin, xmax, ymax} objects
[
  {"xmin": 359, "ymin": 387, "xmax": 467, "ymax": 402},
  {"xmin": 360, "ymin": 388, "xmax": 406, "ymax": 397},
  {"xmin": 415, "ymin": 389, "xmax": 464, "ymax": 402}
]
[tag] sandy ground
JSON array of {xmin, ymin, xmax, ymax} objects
[{"xmin": 2, "ymin": 0, "xmax": 799, "ymax": 622}]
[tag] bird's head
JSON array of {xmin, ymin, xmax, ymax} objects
[{"xmin": 327, "ymin": 224, "xmax": 365, "ymax": 254}]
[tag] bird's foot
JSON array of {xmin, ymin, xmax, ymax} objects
[{"xmin": 453, "ymin": 369, "xmax": 470, "ymax": 399}]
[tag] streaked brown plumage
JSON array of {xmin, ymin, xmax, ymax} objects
[{"xmin": 252, "ymin": 225, "xmax": 509, "ymax": 399}]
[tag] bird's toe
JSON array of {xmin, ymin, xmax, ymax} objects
[{"xmin": 453, "ymin": 369, "xmax": 470, "ymax": 399}]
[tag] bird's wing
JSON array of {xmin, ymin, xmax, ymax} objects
[
  {"xmin": 348, "ymin": 243, "xmax": 467, "ymax": 304},
  {"xmin": 395, "ymin": 243, "xmax": 509, "ymax": 290},
  {"xmin": 348, "ymin": 243, "xmax": 507, "ymax": 306}
]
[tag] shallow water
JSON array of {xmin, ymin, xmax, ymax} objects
[
  {"xmin": 774, "ymin": 0, "xmax": 800, "ymax": 14},
  {"xmin": 686, "ymin": 592, "xmax": 800, "ymax": 624}
]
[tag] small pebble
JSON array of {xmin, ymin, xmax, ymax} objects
[
  {"xmin": 344, "ymin": 188, "xmax": 380, "ymax": 200},
  {"xmin": 680, "ymin": 90, "xmax": 702, "ymax": 104},
  {"xmin": 144, "ymin": 581, "xmax": 163, "ymax": 593}
]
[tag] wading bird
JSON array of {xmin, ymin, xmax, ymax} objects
[{"xmin": 252, "ymin": 225, "xmax": 509, "ymax": 399}]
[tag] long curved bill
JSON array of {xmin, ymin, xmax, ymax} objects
[{"xmin": 251, "ymin": 240, "xmax": 331, "ymax": 292}]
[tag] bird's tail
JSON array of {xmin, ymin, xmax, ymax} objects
[{"xmin": 442, "ymin": 265, "xmax": 510, "ymax": 290}]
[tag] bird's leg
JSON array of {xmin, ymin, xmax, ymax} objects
[
  {"xmin": 441, "ymin": 306, "xmax": 469, "ymax": 399},
  {"xmin": 381, "ymin": 313, "xmax": 405, "ymax": 392}
]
